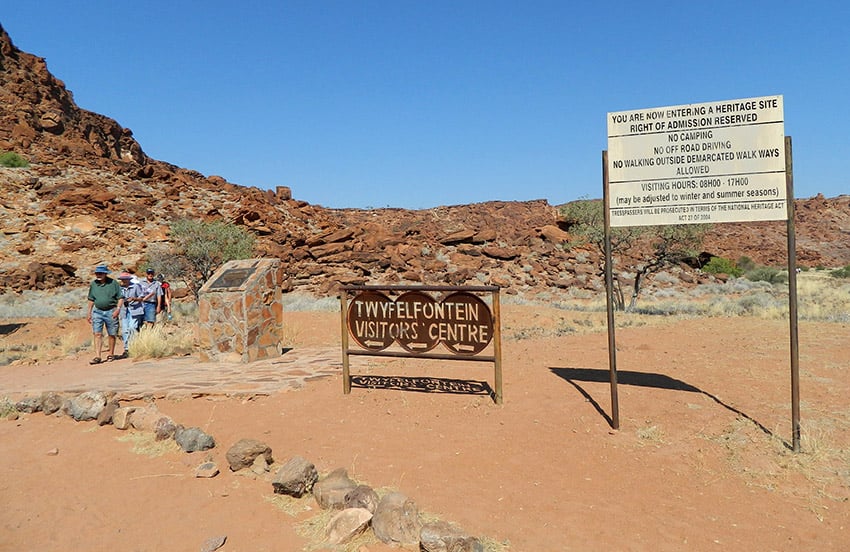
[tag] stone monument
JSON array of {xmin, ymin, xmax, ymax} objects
[{"xmin": 197, "ymin": 258, "xmax": 284, "ymax": 362}]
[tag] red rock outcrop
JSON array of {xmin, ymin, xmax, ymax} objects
[{"xmin": 1, "ymin": 23, "xmax": 848, "ymax": 296}]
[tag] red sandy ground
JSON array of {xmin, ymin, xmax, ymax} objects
[{"xmin": 1, "ymin": 307, "xmax": 849, "ymax": 551}]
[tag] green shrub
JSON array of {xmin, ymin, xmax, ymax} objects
[
  {"xmin": 147, "ymin": 218, "xmax": 255, "ymax": 300},
  {"xmin": 744, "ymin": 266, "xmax": 788, "ymax": 284},
  {"xmin": 0, "ymin": 151, "xmax": 29, "ymax": 168},
  {"xmin": 703, "ymin": 257, "xmax": 742, "ymax": 277},
  {"xmin": 830, "ymin": 264, "xmax": 850, "ymax": 279},
  {"xmin": 736, "ymin": 256, "xmax": 757, "ymax": 272}
]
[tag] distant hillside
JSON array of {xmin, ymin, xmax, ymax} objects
[{"xmin": 2, "ymin": 23, "xmax": 848, "ymax": 297}]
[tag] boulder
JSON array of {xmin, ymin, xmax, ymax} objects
[
  {"xmin": 312, "ymin": 468, "xmax": 359, "ymax": 510},
  {"xmin": 371, "ymin": 492, "xmax": 422, "ymax": 546},
  {"xmin": 96, "ymin": 400, "xmax": 119, "ymax": 426},
  {"xmin": 250, "ymin": 454, "xmax": 270, "ymax": 475},
  {"xmin": 272, "ymin": 456, "xmax": 318, "ymax": 498},
  {"xmin": 153, "ymin": 416, "xmax": 178, "ymax": 441},
  {"xmin": 41, "ymin": 392, "xmax": 64, "ymax": 415},
  {"xmin": 420, "ymin": 520, "xmax": 484, "ymax": 552},
  {"xmin": 112, "ymin": 406, "xmax": 138, "ymax": 430},
  {"xmin": 63, "ymin": 391, "xmax": 107, "ymax": 421},
  {"xmin": 129, "ymin": 406, "xmax": 172, "ymax": 432},
  {"xmin": 538, "ymin": 224, "xmax": 570, "ymax": 243},
  {"xmin": 200, "ymin": 535, "xmax": 226, "ymax": 552},
  {"xmin": 225, "ymin": 438, "xmax": 273, "ymax": 472},
  {"xmin": 175, "ymin": 427, "xmax": 216, "ymax": 453},
  {"xmin": 15, "ymin": 396, "xmax": 41, "ymax": 414},
  {"xmin": 344, "ymin": 484, "xmax": 380, "ymax": 513},
  {"xmin": 326, "ymin": 508, "xmax": 373, "ymax": 545},
  {"xmin": 194, "ymin": 462, "xmax": 220, "ymax": 478}
]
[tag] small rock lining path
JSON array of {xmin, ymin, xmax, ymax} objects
[{"xmin": 0, "ymin": 347, "xmax": 342, "ymax": 401}]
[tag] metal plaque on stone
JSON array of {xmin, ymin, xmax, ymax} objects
[{"xmin": 207, "ymin": 267, "xmax": 256, "ymax": 291}]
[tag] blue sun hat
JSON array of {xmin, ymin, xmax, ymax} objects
[{"xmin": 94, "ymin": 265, "xmax": 110, "ymax": 274}]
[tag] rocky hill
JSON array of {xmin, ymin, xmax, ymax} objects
[{"xmin": 1, "ymin": 24, "xmax": 849, "ymax": 298}]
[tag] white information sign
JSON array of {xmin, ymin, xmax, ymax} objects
[{"xmin": 607, "ymin": 95, "xmax": 786, "ymax": 227}]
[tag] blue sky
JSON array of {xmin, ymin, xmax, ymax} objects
[{"xmin": 3, "ymin": 1, "xmax": 848, "ymax": 209}]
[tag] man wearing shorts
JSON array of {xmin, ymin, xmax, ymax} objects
[{"xmin": 86, "ymin": 265, "xmax": 123, "ymax": 364}]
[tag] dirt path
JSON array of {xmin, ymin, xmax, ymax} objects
[{"xmin": 1, "ymin": 308, "xmax": 848, "ymax": 551}]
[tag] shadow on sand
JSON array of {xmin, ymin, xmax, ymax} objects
[
  {"xmin": 549, "ymin": 366, "xmax": 789, "ymax": 449},
  {"xmin": 0, "ymin": 322, "xmax": 26, "ymax": 336}
]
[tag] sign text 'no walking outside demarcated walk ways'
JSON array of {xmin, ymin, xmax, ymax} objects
[{"xmin": 607, "ymin": 95, "xmax": 786, "ymax": 227}]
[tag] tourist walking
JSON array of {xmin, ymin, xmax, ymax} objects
[
  {"xmin": 157, "ymin": 273, "xmax": 173, "ymax": 321},
  {"xmin": 117, "ymin": 272, "xmax": 145, "ymax": 358},
  {"xmin": 138, "ymin": 268, "xmax": 162, "ymax": 326},
  {"xmin": 86, "ymin": 265, "xmax": 123, "ymax": 364}
]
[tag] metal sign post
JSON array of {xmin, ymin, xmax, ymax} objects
[
  {"xmin": 602, "ymin": 150, "xmax": 620, "ymax": 429},
  {"xmin": 785, "ymin": 136, "xmax": 801, "ymax": 452},
  {"xmin": 603, "ymin": 95, "xmax": 801, "ymax": 450}
]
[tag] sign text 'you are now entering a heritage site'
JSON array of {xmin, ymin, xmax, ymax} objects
[{"xmin": 607, "ymin": 95, "xmax": 786, "ymax": 227}]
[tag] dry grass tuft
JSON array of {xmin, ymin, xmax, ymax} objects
[
  {"xmin": 704, "ymin": 413, "xmax": 850, "ymax": 518},
  {"xmin": 128, "ymin": 324, "xmax": 194, "ymax": 359},
  {"xmin": 0, "ymin": 396, "xmax": 15, "ymax": 418},
  {"xmin": 636, "ymin": 424, "xmax": 665, "ymax": 446},
  {"xmin": 266, "ymin": 477, "xmax": 510, "ymax": 552},
  {"xmin": 264, "ymin": 493, "xmax": 315, "ymax": 517},
  {"xmin": 294, "ymin": 506, "xmax": 381, "ymax": 552},
  {"xmin": 58, "ymin": 331, "xmax": 84, "ymax": 356},
  {"xmin": 115, "ymin": 431, "xmax": 182, "ymax": 457},
  {"xmin": 287, "ymin": 481, "xmax": 510, "ymax": 552},
  {"xmin": 480, "ymin": 536, "xmax": 512, "ymax": 552},
  {"xmin": 280, "ymin": 321, "xmax": 303, "ymax": 349},
  {"xmin": 0, "ymin": 343, "xmax": 33, "ymax": 366}
]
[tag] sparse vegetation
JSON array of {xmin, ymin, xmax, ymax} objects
[
  {"xmin": 295, "ymin": 504, "xmax": 381, "ymax": 551},
  {"xmin": 116, "ymin": 431, "xmax": 183, "ymax": 457},
  {"xmin": 281, "ymin": 292, "xmax": 339, "ymax": 312},
  {"xmin": 171, "ymin": 299, "xmax": 198, "ymax": 320},
  {"xmin": 503, "ymin": 269, "xmax": 850, "ymax": 326},
  {"xmin": 264, "ymin": 493, "xmax": 315, "ymax": 517},
  {"xmin": 736, "ymin": 256, "xmax": 757, "ymax": 272},
  {"xmin": 830, "ymin": 264, "xmax": 850, "ymax": 279},
  {"xmin": 147, "ymin": 218, "xmax": 255, "ymax": 301},
  {"xmin": 0, "ymin": 286, "xmax": 87, "ymax": 319},
  {"xmin": 281, "ymin": 482, "xmax": 510, "ymax": 552},
  {"xmin": 702, "ymin": 256, "xmax": 743, "ymax": 277},
  {"xmin": 702, "ymin": 414, "xmax": 850, "ymax": 518},
  {"xmin": 560, "ymin": 197, "xmax": 707, "ymax": 310},
  {"xmin": 637, "ymin": 424, "xmax": 665, "ymax": 445},
  {"xmin": 127, "ymin": 324, "xmax": 194, "ymax": 359},
  {"xmin": 560, "ymin": 198, "xmax": 642, "ymax": 310},
  {"xmin": 1, "ymin": 270, "xmax": 848, "ymax": 365},
  {"xmin": 0, "ymin": 151, "xmax": 29, "ymax": 168},
  {"xmin": 0, "ymin": 330, "xmax": 88, "ymax": 366},
  {"xmin": 744, "ymin": 266, "xmax": 788, "ymax": 284},
  {"xmin": 0, "ymin": 396, "xmax": 15, "ymax": 417}
]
